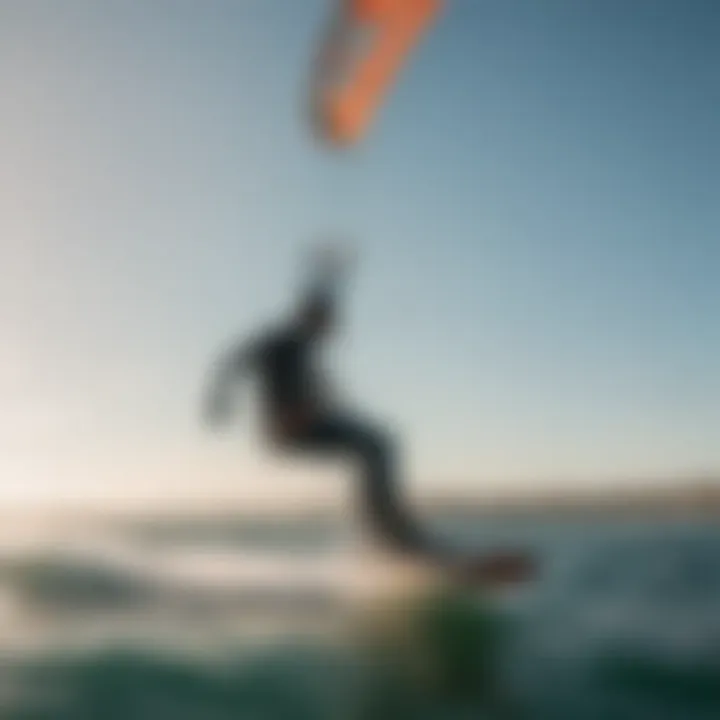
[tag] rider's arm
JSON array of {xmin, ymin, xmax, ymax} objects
[
  {"xmin": 303, "ymin": 243, "xmax": 353, "ymax": 312},
  {"xmin": 203, "ymin": 337, "xmax": 263, "ymax": 428}
]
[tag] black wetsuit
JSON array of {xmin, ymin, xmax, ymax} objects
[
  {"xmin": 253, "ymin": 326, "xmax": 322, "ymax": 421},
  {"xmin": 240, "ymin": 323, "xmax": 431, "ymax": 555}
]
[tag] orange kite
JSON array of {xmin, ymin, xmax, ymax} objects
[{"xmin": 312, "ymin": 0, "xmax": 444, "ymax": 146}]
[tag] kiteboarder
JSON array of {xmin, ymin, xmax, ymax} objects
[{"xmin": 203, "ymin": 246, "xmax": 533, "ymax": 585}]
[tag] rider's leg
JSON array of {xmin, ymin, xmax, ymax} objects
[{"xmin": 288, "ymin": 414, "xmax": 435, "ymax": 556}]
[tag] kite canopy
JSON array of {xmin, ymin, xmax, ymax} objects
[{"xmin": 312, "ymin": 0, "xmax": 443, "ymax": 146}]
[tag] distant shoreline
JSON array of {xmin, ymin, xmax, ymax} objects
[{"xmin": 4, "ymin": 479, "xmax": 718, "ymax": 528}]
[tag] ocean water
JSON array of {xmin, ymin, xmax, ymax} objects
[{"xmin": 0, "ymin": 512, "xmax": 718, "ymax": 719}]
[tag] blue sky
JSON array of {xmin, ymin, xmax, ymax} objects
[{"xmin": 0, "ymin": 0, "xmax": 718, "ymax": 506}]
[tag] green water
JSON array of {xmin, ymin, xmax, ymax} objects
[{"xmin": 0, "ymin": 516, "xmax": 719, "ymax": 719}]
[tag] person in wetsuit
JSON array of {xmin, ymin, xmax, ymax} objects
[
  {"xmin": 203, "ymin": 248, "xmax": 534, "ymax": 582},
  {"xmin": 204, "ymin": 248, "xmax": 429, "ymax": 554}
]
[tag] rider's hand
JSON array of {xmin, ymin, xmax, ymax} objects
[{"xmin": 310, "ymin": 240, "xmax": 356, "ymax": 278}]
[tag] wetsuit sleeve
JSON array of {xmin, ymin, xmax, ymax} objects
[
  {"xmin": 203, "ymin": 336, "xmax": 265, "ymax": 427},
  {"xmin": 223, "ymin": 336, "xmax": 264, "ymax": 374}
]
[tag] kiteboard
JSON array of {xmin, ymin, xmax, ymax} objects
[{"xmin": 344, "ymin": 540, "xmax": 536, "ymax": 709}]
